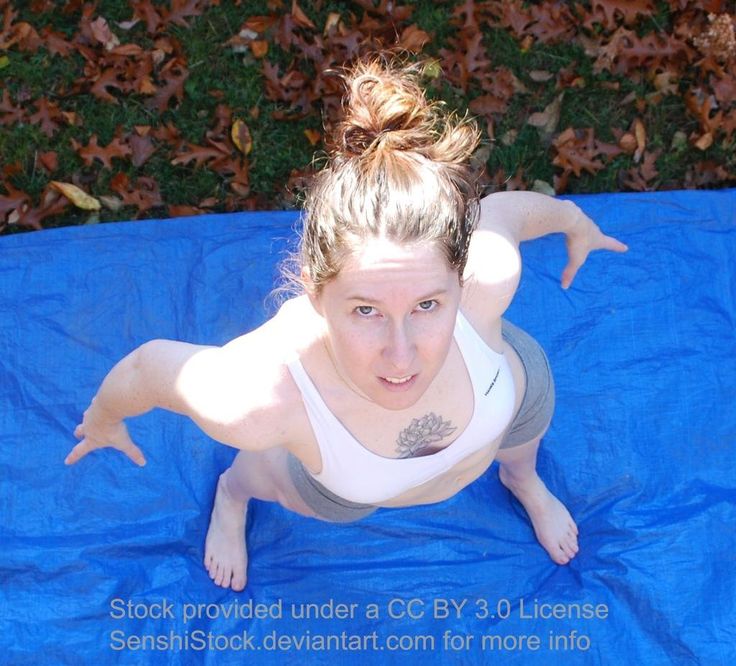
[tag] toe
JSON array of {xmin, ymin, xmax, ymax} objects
[
  {"xmin": 554, "ymin": 550, "xmax": 571, "ymax": 565},
  {"xmin": 561, "ymin": 538, "xmax": 578, "ymax": 560},
  {"xmin": 232, "ymin": 574, "xmax": 246, "ymax": 592}
]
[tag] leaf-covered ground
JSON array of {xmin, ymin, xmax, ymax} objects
[{"xmin": 1, "ymin": 0, "xmax": 735, "ymax": 233}]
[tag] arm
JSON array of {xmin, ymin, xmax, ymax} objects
[
  {"xmin": 478, "ymin": 191, "xmax": 628, "ymax": 289},
  {"xmin": 66, "ymin": 339, "xmax": 274, "ymax": 466}
]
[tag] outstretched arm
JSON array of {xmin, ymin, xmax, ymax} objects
[
  {"xmin": 479, "ymin": 191, "xmax": 628, "ymax": 289},
  {"xmin": 66, "ymin": 340, "xmax": 244, "ymax": 466}
]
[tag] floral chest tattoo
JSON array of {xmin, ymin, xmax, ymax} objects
[{"xmin": 395, "ymin": 412, "xmax": 457, "ymax": 458}]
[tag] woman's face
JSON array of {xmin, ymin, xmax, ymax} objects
[{"xmin": 311, "ymin": 237, "xmax": 462, "ymax": 411}]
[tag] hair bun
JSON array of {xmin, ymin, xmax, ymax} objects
[
  {"xmin": 331, "ymin": 57, "xmax": 479, "ymax": 167},
  {"xmin": 334, "ymin": 59, "xmax": 435, "ymax": 157}
]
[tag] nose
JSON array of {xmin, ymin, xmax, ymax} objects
[{"xmin": 383, "ymin": 320, "xmax": 415, "ymax": 372}]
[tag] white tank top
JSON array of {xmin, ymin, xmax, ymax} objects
[{"xmin": 287, "ymin": 311, "xmax": 516, "ymax": 504}]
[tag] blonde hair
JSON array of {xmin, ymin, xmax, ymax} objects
[{"xmin": 294, "ymin": 56, "xmax": 482, "ymax": 294}]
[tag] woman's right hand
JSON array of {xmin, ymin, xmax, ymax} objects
[{"xmin": 66, "ymin": 402, "xmax": 146, "ymax": 466}]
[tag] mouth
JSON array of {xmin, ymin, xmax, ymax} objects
[{"xmin": 378, "ymin": 374, "xmax": 418, "ymax": 391}]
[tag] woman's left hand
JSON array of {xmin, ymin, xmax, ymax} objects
[{"xmin": 561, "ymin": 208, "xmax": 628, "ymax": 289}]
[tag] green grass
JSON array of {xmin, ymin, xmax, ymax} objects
[{"xmin": 0, "ymin": 0, "xmax": 733, "ymax": 233}]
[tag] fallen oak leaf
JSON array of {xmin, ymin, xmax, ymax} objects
[
  {"xmin": 712, "ymin": 72, "xmax": 736, "ymax": 107},
  {"xmin": 89, "ymin": 16, "xmax": 120, "ymax": 50},
  {"xmin": 37, "ymin": 151, "xmax": 58, "ymax": 173},
  {"xmin": 291, "ymin": 0, "xmax": 316, "ymax": 29},
  {"xmin": 163, "ymin": 0, "xmax": 206, "ymax": 29},
  {"xmin": 15, "ymin": 186, "xmax": 70, "ymax": 230},
  {"xmin": 145, "ymin": 58, "xmax": 188, "ymax": 112},
  {"xmin": 131, "ymin": 0, "xmax": 164, "ymax": 34},
  {"xmin": 50, "ymin": 181, "xmax": 101, "ymax": 210},
  {"xmin": 168, "ymin": 204, "xmax": 203, "ymax": 217},
  {"xmin": 171, "ymin": 141, "xmax": 230, "ymax": 167},
  {"xmin": 633, "ymin": 118, "xmax": 646, "ymax": 162},
  {"xmin": 28, "ymin": 97, "xmax": 64, "ymax": 138},
  {"xmin": 89, "ymin": 67, "xmax": 126, "ymax": 104},
  {"xmin": 72, "ymin": 135, "xmax": 132, "ymax": 169},
  {"xmin": 552, "ymin": 127, "xmax": 623, "ymax": 178},
  {"xmin": 398, "ymin": 24, "xmax": 431, "ymax": 52},
  {"xmin": 527, "ymin": 93, "xmax": 564, "ymax": 142},
  {"xmin": 0, "ymin": 89, "xmax": 24, "ymax": 125},
  {"xmin": 39, "ymin": 27, "xmax": 75, "ymax": 57},
  {"xmin": 244, "ymin": 15, "xmax": 278, "ymax": 33},
  {"xmin": 586, "ymin": 0, "xmax": 656, "ymax": 31},
  {"xmin": 526, "ymin": 1, "xmax": 577, "ymax": 44},
  {"xmin": 128, "ymin": 132, "xmax": 156, "ymax": 167},
  {"xmin": 110, "ymin": 173, "xmax": 163, "ymax": 213},
  {"xmin": 0, "ymin": 18, "xmax": 42, "ymax": 52},
  {"xmin": 0, "ymin": 183, "xmax": 31, "ymax": 221},
  {"xmin": 621, "ymin": 149, "xmax": 660, "ymax": 191}
]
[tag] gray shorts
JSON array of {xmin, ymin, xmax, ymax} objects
[
  {"xmin": 287, "ymin": 319, "xmax": 555, "ymax": 523},
  {"xmin": 499, "ymin": 319, "xmax": 556, "ymax": 449}
]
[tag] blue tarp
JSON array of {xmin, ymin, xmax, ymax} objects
[{"xmin": 1, "ymin": 189, "xmax": 734, "ymax": 665}]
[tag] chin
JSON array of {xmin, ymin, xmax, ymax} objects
[{"xmin": 375, "ymin": 396, "xmax": 421, "ymax": 411}]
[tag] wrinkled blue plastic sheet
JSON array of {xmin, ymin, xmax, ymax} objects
[{"xmin": 1, "ymin": 189, "xmax": 735, "ymax": 665}]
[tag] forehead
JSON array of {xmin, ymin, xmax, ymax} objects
[{"xmin": 330, "ymin": 237, "xmax": 455, "ymax": 295}]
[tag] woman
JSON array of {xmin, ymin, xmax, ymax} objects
[{"xmin": 65, "ymin": 58, "xmax": 627, "ymax": 592}]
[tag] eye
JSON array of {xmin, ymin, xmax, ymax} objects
[
  {"xmin": 355, "ymin": 305, "xmax": 376, "ymax": 317},
  {"xmin": 417, "ymin": 300, "xmax": 438, "ymax": 312}
]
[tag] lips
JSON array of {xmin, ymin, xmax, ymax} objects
[
  {"xmin": 383, "ymin": 375, "xmax": 412, "ymax": 384},
  {"xmin": 378, "ymin": 373, "xmax": 418, "ymax": 391}
]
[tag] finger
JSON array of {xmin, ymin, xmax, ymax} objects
[
  {"xmin": 74, "ymin": 424, "xmax": 83, "ymax": 438},
  {"xmin": 64, "ymin": 439, "xmax": 92, "ymax": 465},
  {"xmin": 118, "ymin": 439, "xmax": 147, "ymax": 467},
  {"xmin": 601, "ymin": 234, "xmax": 628, "ymax": 253},
  {"xmin": 561, "ymin": 252, "xmax": 587, "ymax": 289}
]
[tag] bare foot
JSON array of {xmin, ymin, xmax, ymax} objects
[
  {"xmin": 499, "ymin": 468, "xmax": 579, "ymax": 564},
  {"xmin": 204, "ymin": 474, "xmax": 248, "ymax": 591}
]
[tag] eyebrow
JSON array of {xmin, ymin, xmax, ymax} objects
[{"xmin": 346, "ymin": 290, "xmax": 448, "ymax": 304}]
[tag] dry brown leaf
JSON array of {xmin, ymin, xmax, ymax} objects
[
  {"xmin": 99, "ymin": 195, "xmax": 124, "ymax": 211},
  {"xmin": 38, "ymin": 151, "xmax": 58, "ymax": 173},
  {"xmin": 527, "ymin": 93, "xmax": 564, "ymax": 141},
  {"xmin": 324, "ymin": 12, "xmax": 342, "ymax": 34},
  {"xmin": 529, "ymin": 70, "xmax": 554, "ymax": 82},
  {"xmin": 291, "ymin": 0, "xmax": 316, "ymax": 30},
  {"xmin": 618, "ymin": 133, "xmax": 637, "ymax": 153},
  {"xmin": 694, "ymin": 132, "xmax": 714, "ymax": 150},
  {"xmin": 633, "ymin": 118, "xmax": 646, "ymax": 162},
  {"xmin": 251, "ymin": 40, "xmax": 268, "ymax": 58},
  {"xmin": 399, "ymin": 24, "xmax": 430, "ymax": 52},
  {"xmin": 303, "ymin": 129, "xmax": 321, "ymax": 145}
]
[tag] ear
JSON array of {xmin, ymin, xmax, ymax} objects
[{"xmin": 301, "ymin": 268, "xmax": 324, "ymax": 315}]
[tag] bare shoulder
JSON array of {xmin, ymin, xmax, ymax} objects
[
  {"xmin": 179, "ymin": 295, "xmax": 321, "ymax": 450},
  {"xmin": 461, "ymin": 195, "xmax": 522, "ymax": 331}
]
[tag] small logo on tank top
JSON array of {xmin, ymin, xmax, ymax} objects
[{"xmin": 484, "ymin": 368, "xmax": 500, "ymax": 396}]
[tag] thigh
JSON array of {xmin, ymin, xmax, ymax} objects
[{"xmin": 227, "ymin": 447, "xmax": 320, "ymax": 519}]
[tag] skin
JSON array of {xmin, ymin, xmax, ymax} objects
[
  {"xmin": 66, "ymin": 192, "xmax": 628, "ymax": 592},
  {"xmin": 308, "ymin": 236, "xmax": 462, "ymax": 412}
]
